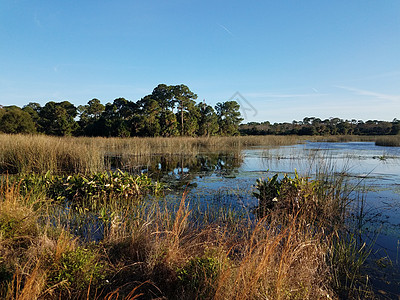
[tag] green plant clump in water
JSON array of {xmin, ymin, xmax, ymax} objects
[
  {"xmin": 18, "ymin": 170, "xmax": 164, "ymax": 206},
  {"xmin": 253, "ymin": 173, "xmax": 282, "ymax": 215},
  {"xmin": 253, "ymin": 171, "xmax": 324, "ymax": 218}
]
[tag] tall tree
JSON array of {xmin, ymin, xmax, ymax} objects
[
  {"xmin": 38, "ymin": 101, "xmax": 78, "ymax": 136},
  {"xmin": 391, "ymin": 118, "xmax": 400, "ymax": 135},
  {"xmin": 22, "ymin": 102, "xmax": 42, "ymax": 132},
  {"xmin": 99, "ymin": 98, "xmax": 137, "ymax": 137},
  {"xmin": 215, "ymin": 101, "xmax": 243, "ymax": 136},
  {"xmin": 78, "ymin": 98, "xmax": 105, "ymax": 136},
  {"xmin": 151, "ymin": 84, "xmax": 175, "ymax": 111},
  {"xmin": 136, "ymin": 96, "xmax": 162, "ymax": 137},
  {"xmin": 171, "ymin": 85, "xmax": 198, "ymax": 136},
  {"xmin": 137, "ymin": 85, "xmax": 178, "ymax": 137},
  {"xmin": 196, "ymin": 101, "xmax": 219, "ymax": 136}
]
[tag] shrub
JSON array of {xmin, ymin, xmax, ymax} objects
[
  {"xmin": 41, "ymin": 232, "xmax": 106, "ymax": 297},
  {"xmin": 47, "ymin": 246, "xmax": 105, "ymax": 293},
  {"xmin": 177, "ymin": 255, "xmax": 222, "ymax": 299}
]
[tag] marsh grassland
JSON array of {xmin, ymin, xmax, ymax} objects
[
  {"xmin": 0, "ymin": 134, "xmax": 381, "ymax": 174},
  {"xmin": 1, "ymin": 134, "xmax": 398, "ymax": 299}
]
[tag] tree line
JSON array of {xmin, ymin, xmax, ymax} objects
[
  {"xmin": 0, "ymin": 84, "xmax": 244, "ymax": 137},
  {"xmin": 240, "ymin": 116, "xmax": 400, "ymax": 136}
]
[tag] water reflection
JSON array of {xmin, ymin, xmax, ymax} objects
[{"xmin": 105, "ymin": 151, "xmax": 243, "ymax": 188}]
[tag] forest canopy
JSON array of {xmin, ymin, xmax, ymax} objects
[
  {"xmin": 0, "ymin": 84, "xmax": 243, "ymax": 137},
  {"xmin": 239, "ymin": 117, "xmax": 400, "ymax": 136},
  {"xmin": 1, "ymin": 84, "xmax": 398, "ymax": 137}
]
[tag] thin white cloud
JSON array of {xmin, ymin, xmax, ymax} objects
[
  {"xmin": 336, "ymin": 85, "xmax": 400, "ymax": 102},
  {"xmin": 217, "ymin": 23, "xmax": 235, "ymax": 37},
  {"xmin": 246, "ymin": 92, "xmax": 327, "ymax": 98}
]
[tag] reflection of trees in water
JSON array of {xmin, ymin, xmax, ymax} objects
[{"xmin": 105, "ymin": 151, "xmax": 243, "ymax": 189}]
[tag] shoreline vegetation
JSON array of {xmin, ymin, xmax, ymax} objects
[
  {"xmin": 0, "ymin": 134, "xmax": 397, "ymax": 175},
  {"xmin": 0, "ymin": 134, "xmax": 395, "ymax": 299}
]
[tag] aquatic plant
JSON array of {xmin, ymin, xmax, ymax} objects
[
  {"xmin": 17, "ymin": 170, "xmax": 164, "ymax": 207},
  {"xmin": 253, "ymin": 171, "xmax": 334, "ymax": 223}
]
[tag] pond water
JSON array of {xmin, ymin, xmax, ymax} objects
[{"xmin": 141, "ymin": 141, "xmax": 400, "ymax": 297}]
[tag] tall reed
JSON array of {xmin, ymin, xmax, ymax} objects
[
  {"xmin": 375, "ymin": 135, "xmax": 400, "ymax": 147},
  {"xmin": 0, "ymin": 135, "xmax": 104, "ymax": 174}
]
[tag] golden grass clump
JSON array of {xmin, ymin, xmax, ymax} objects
[
  {"xmin": 0, "ymin": 134, "xmax": 104, "ymax": 174},
  {"xmin": 215, "ymin": 219, "xmax": 332, "ymax": 300},
  {"xmin": 375, "ymin": 135, "xmax": 400, "ymax": 147}
]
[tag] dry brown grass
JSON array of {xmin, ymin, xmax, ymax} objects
[
  {"xmin": 215, "ymin": 219, "xmax": 332, "ymax": 300},
  {"xmin": 98, "ymin": 193, "xmax": 337, "ymax": 299},
  {"xmin": 0, "ymin": 134, "xmax": 104, "ymax": 174}
]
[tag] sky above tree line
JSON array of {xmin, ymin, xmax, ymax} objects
[{"xmin": 1, "ymin": 0, "xmax": 399, "ymax": 123}]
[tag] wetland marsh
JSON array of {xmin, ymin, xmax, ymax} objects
[{"xmin": 1, "ymin": 135, "xmax": 399, "ymax": 299}]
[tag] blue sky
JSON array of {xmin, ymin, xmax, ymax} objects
[{"xmin": 1, "ymin": 0, "xmax": 399, "ymax": 123}]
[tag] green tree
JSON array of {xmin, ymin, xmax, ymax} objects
[
  {"xmin": 98, "ymin": 98, "xmax": 137, "ymax": 137},
  {"xmin": 136, "ymin": 97, "xmax": 162, "ymax": 137},
  {"xmin": 151, "ymin": 84, "xmax": 175, "ymax": 111},
  {"xmin": 215, "ymin": 101, "xmax": 243, "ymax": 136},
  {"xmin": 196, "ymin": 102, "xmax": 219, "ymax": 136},
  {"xmin": 38, "ymin": 101, "xmax": 78, "ymax": 136},
  {"xmin": 179, "ymin": 104, "xmax": 200, "ymax": 136},
  {"xmin": 171, "ymin": 85, "xmax": 198, "ymax": 136},
  {"xmin": 137, "ymin": 86, "xmax": 178, "ymax": 137},
  {"xmin": 391, "ymin": 118, "xmax": 400, "ymax": 135},
  {"xmin": 22, "ymin": 102, "xmax": 42, "ymax": 132},
  {"xmin": 0, "ymin": 106, "xmax": 36, "ymax": 134},
  {"xmin": 78, "ymin": 98, "xmax": 105, "ymax": 136},
  {"xmin": 22, "ymin": 102, "xmax": 41, "ymax": 125},
  {"xmin": 159, "ymin": 109, "xmax": 179, "ymax": 137}
]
